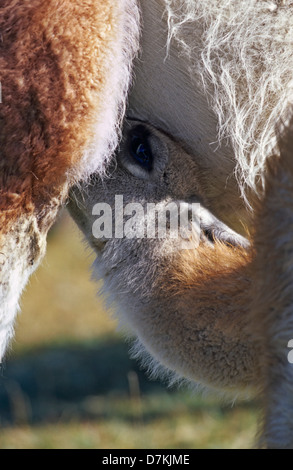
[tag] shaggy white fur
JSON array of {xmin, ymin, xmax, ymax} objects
[{"xmin": 164, "ymin": 0, "xmax": 293, "ymax": 201}]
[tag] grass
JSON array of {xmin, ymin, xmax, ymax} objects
[
  {"xmin": 0, "ymin": 212, "xmax": 258, "ymax": 449},
  {"xmin": 0, "ymin": 405, "xmax": 256, "ymax": 449}
]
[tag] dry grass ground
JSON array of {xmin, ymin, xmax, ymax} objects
[{"xmin": 0, "ymin": 212, "xmax": 258, "ymax": 449}]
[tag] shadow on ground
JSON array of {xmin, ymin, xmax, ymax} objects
[
  {"xmin": 0, "ymin": 337, "xmax": 257, "ymax": 430},
  {"xmin": 0, "ymin": 338, "xmax": 177, "ymax": 426}
]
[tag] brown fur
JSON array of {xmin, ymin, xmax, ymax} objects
[
  {"xmin": 151, "ymin": 241, "xmax": 260, "ymax": 392},
  {"xmin": 0, "ymin": 0, "xmax": 139, "ymax": 362},
  {"xmin": 169, "ymin": 243, "xmax": 253, "ymax": 343},
  {"xmin": 0, "ymin": 0, "xmax": 120, "ymax": 230}
]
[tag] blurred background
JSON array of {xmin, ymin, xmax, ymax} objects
[{"xmin": 0, "ymin": 211, "xmax": 258, "ymax": 449}]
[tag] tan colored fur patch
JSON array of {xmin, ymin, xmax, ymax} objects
[{"xmin": 0, "ymin": 0, "xmax": 120, "ymax": 227}]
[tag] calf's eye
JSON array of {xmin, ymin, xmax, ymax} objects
[{"xmin": 128, "ymin": 126, "xmax": 153, "ymax": 171}]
